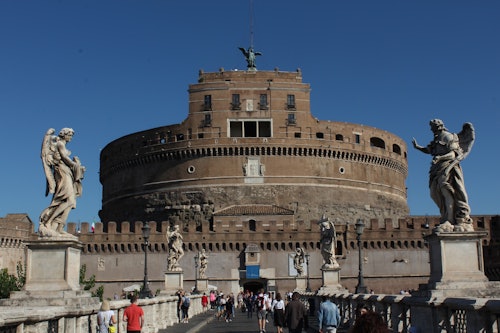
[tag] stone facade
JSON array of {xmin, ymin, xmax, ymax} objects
[
  {"xmin": 0, "ymin": 214, "xmax": 33, "ymax": 273},
  {"xmin": 67, "ymin": 215, "xmax": 496, "ymax": 299},
  {"xmin": 98, "ymin": 69, "xmax": 408, "ymax": 228}
]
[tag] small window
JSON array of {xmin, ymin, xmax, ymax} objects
[
  {"xmin": 294, "ymin": 132, "xmax": 301, "ymax": 138},
  {"xmin": 316, "ymin": 132, "xmax": 324, "ymax": 139},
  {"xmin": 287, "ymin": 113, "xmax": 296, "ymax": 125},
  {"xmin": 204, "ymin": 113, "xmax": 211, "ymax": 127},
  {"xmin": 259, "ymin": 94, "xmax": 268, "ymax": 110},
  {"xmin": 355, "ymin": 134, "xmax": 361, "ymax": 144},
  {"xmin": 231, "ymin": 94, "xmax": 241, "ymax": 110},
  {"xmin": 392, "ymin": 144, "xmax": 401, "ymax": 155},
  {"xmin": 249, "ymin": 219, "xmax": 256, "ymax": 232},
  {"xmin": 335, "ymin": 134, "xmax": 344, "ymax": 141},
  {"xmin": 204, "ymin": 95, "xmax": 212, "ymax": 111},
  {"xmin": 287, "ymin": 94, "xmax": 296, "ymax": 110},
  {"xmin": 370, "ymin": 137, "xmax": 386, "ymax": 149}
]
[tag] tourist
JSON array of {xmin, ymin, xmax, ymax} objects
[
  {"xmin": 317, "ymin": 296, "xmax": 340, "ymax": 333},
  {"xmin": 272, "ymin": 293, "xmax": 285, "ymax": 333},
  {"xmin": 201, "ymin": 292, "xmax": 209, "ymax": 312},
  {"xmin": 97, "ymin": 299, "xmax": 116, "ymax": 333},
  {"xmin": 210, "ymin": 290, "xmax": 216, "ymax": 310},
  {"xmin": 348, "ymin": 310, "xmax": 389, "ymax": 333},
  {"xmin": 180, "ymin": 292, "xmax": 191, "ymax": 323},
  {"xmin": 256, "ymin": 288, "xmax": 268, "ymax": 333},
  {"xmin": 123, "ymin": 295, "xmax": 144, "ymax": 333},
  {"xmin": 225, "ymin": 293, "xmax": 234, "ymax": 322},
  {"xmin": 285, "ymin": 292, "xmax": 306, "ymax": 333}
]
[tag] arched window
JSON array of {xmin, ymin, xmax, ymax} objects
[
  {"xmin": 370, "ymin": 137, "xmax": 386, "ymax": 149},
  {"xmin": 249, "ymin": 219, "xmax": 256, "ymax": 232}
]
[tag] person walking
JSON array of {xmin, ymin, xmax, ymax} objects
[
  {"xmin": 256, "ymin": 288, "xmax": 268, "ymax": 333},
  {"xmin": 348, "ymin": 310, "xmax": 390, "ymax": 333},
  {"xmin": 284, "ymin": 292, "xmax": 306, "ymax": 333},
  {"xmin": 318, "ymin": 296, "xmax": 341, "ymax": 333},
  {"xmin": 180, "ymin": 292, "xmax": 191, "ymax": 323},
  {"xmin": 201, "ymin": 293, "xmax": 209, "ymax": 312},
  {"xmin": 123, "ymin": 295, "xmax": 144, "ymax": 333},
  {"xmin": 273, "ymin": 293, "xmax": 285, "ymax": 333},
  {"xmin": 97, "ymin": 299, "xmax": 116, "ymax": 333}
]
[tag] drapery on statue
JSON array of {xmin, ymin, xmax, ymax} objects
[
  {"xmin": 293, "ymin": 247, "xmax": 305, "ymax": 276},
  {"xmin": 39, "ymin": 128, "xmax": 85, "ymax": 238},
  {"xmin": 238, "ymin": 46, "xmax": 262, "ymax": 70},
  {"xmin": 166, "ymin": 224, "xmax": 184, "ymax": 271},
  {"xmin": 318, "ymin": 214, "xmax": 339, "ymax": 269},
  {"xmin": 412, "ymin": 119, "xmax": 475, "ymax": 232},
  {"xmin": 198, "ymin": 249, "xmax": 208, "ymax": 279}
]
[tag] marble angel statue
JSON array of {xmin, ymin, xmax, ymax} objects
[
  {"xmin": 39, "ymin": 128, "xmax": 85, "ymax": 237},
  {"xmin": 413, "ymin": 119, "xmax": 475, "ymax": 232},
  {"xmin": 318, "ymin": 214, "xmax": 340, "ymax": 269}
]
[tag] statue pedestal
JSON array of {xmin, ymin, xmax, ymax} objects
[
  {"xmin": 196, "ymin": 279, "xmax": 209, "ymax": 293},
  {"xmin": 294, "ymin": 276, "xmax": 307, "ymax": 292},
  {"xmin": 164, "ymin": 271, "xmax": 184, "ymax": 295},
  {"xmin": 416, "ymin": 231, "xmax": 500, "ymax": 298},
  {"xmin": 0, "ymin": 237, "xmax": 98, "ymax": 307},
  {"xmin": 317, "ymin": 267, "xmax": 347, "ymax": 295}
]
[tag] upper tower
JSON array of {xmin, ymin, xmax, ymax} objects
[{"xmin": 99, "ymin": 67, "xmax": 409, "ymax": 229}]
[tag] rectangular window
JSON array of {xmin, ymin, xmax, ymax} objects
[
  {"xmin": 230, "ymin": 121, "xmax": 243, "ymax": 137},
  {"xmin": 259, "ymin": 94, "xmax": 268, "ymax": 110},
  {"xmin": 244, "ymin": 121, "xmax": 257, "ymax": 137},
  {"xmin": 287, "ymin": 94, "xmax": 296, "ymax": 109},
  {"xmin": 258, "ymin": 122, "xmax": 271, "ymax": 137},
  {"xmin": 229, "ymin": 120, "xmax": 272, "ymax": 138},
  {"xmin": 355, "ymin": 134, "xmax": 361, "ymax": 144},
  {"xmin": 231, "ymin": 94, "xmax": 241, "ymax": 110},
  {"xmin": 204, "ymin": 113, "xmax": 212, "ymax": 127},
  {"xmin": 204, "ymin": 95, "xmax": 212, "ymax": 110},
  {"xmin": 287, "ymin": 113, "xmax": 296, "ymax": 125}
]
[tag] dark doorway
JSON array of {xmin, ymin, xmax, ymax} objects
[{"xmin": 242, "ymin": 280, "xmax": 265, "ymax": 294}]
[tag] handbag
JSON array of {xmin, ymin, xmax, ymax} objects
[{"xmin": 108, "ymin": 323, "xmax": 116, "ymax": 333}]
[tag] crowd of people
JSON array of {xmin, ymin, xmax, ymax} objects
[{"xmin": 96, "ymin": 289, "xmax": 395, "ymax": 333}]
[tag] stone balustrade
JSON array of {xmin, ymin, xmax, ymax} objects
[
  {"xmin": 308, "ymin": 293, "xmax": 500, "ymax": 333},
  {"xmin": 0, "ymin": 294, "xmax": 204, "ymax": 333}
]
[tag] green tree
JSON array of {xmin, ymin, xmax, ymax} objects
[
  {"xmin": 0, "ymin": 268, "xmax": 18, "ymax": 298},
  {"xmin": 0, "ymin": 261, "xmax": 26, "ymax": 298},
  {"xmin": 79, "ymin": 264, "xmax": 104, "ymax": 301}
]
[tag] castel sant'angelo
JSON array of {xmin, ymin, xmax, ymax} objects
[{"xmin": 1, "ymin": 51, "xmax": 498, "ymax": 299}]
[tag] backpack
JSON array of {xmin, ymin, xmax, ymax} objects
[
  {"xmin": 256, "ymin": 295, "xmax": 265, "ymax": 310},
  {"xmin": 183, "ymin": 296, "xmax": 190, "ymax": 307}
]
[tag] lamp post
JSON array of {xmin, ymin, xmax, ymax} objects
[
  {"xmin": 140, "ymin": 221, "xmax": 153, "ymax": 298},
  {"xmin": 355, "ymin": 219, "xmax": 368, "ymax": 294},
  {"xmin": 193, "ymin": 253, "xmax": 199, "ymax": 294},
  {"xmin": 305, "ymin": 253, "xmax": 311, "ymax": 292}
]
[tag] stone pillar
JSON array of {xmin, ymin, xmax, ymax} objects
[
  {"xmin": 1, "ymin": 237, "xmax": 98, "ymax": 307},
  {"xmin": 317, "ymin": 267, "xmax": 347, "ymax": 295},
  {"xmin": 164, "ymin": 271, "xmax": 184, "ymax": 295},
  {"xmin": 294, "ymin": 276, "xmax": 307, "ymax": 292},
  {"xmin": 417, "ymin": 231, "xmax": 500, "ymax": 298},
  {"xmin": 196, "ymin": 279, "xmax": 209, "ymax": 293}
]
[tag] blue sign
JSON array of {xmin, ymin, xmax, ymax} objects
[{"xmin": 246, "ymin": 265, "xmax": 260, "ymax": 279}]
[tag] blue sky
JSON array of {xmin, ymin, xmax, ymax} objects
[{"xmin": 0, "ymin": 1, "xmax": 498, "ymax": 226}]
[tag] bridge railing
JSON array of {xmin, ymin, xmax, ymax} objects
[
  {"xmin": 0, "ymin": 294, "xmax": 204, "ymax": 333},
  {"xmin": 306, "ymin": 293, "xmax": 500, "ymax": 333}
]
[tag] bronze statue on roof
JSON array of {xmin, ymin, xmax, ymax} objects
[{"xmin": 238, "ymin": 46, "xmax": 262, "ymax": 71}]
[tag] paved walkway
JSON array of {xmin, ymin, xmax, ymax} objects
[{"xmin": 158, "ymin": 309, "xmax": 347, "ymax": 333}]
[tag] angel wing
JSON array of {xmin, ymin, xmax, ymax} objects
[
  {"xmin": 238, "ymin": 47, "xmax": 248, "ymax": 57},
  {"xmin": 457, "ymin": 122, "xmax": 475, "ymax": 160},
  {"xmin": 254, "ymin": 51, "xmax": 263, "ymax": 56},
  {"xmin": 41, "ymin": 128, "xmax": 57, "ymax": 196}
]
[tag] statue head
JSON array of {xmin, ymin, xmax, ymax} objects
[
  {"xmin": 58, "ymin": 128, "xmax": 74, "ymax": 139},
  {"xmin": 429, "ymin": 119, "xmax": 446, "ymax": 132}
]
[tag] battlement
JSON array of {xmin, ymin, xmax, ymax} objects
[{"xmin": 67, "ymin": 215, "xmax": 497, "ymax": 255}]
